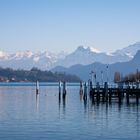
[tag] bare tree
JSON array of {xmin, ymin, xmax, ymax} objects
[{"xmin": 114, "ymin": 72, "xmax": 121, "ymax": 83}]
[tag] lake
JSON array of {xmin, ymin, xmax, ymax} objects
[{"xmin": 0, "ymin": 83, "xmax": 140, "ymax": 140}]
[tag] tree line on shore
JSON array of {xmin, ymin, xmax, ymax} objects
[
  {"xmin": 114, "ymin": 69, "xmax": 140, "ymax": 83},
  {"xmin": 0, "ymin": 67, "xmax": 81, "ymax": 82}
]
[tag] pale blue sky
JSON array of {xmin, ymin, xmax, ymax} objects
[{"xmin": 0, "ymin": 0, "xmax": 140, "ymax": 53}]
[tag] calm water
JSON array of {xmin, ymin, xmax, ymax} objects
[{"xmin": 0, "ymin": 84, "xmax": 140, "ymax": 140}]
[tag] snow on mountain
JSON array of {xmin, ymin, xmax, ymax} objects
[
  {"xmin": 53, "ymin": 46, "xmax": 102, "ymax": 67},
  {"xmin": 0, "ymin": 42, "xmax": 140, "ymax": 70},
  {"xmin": 54, "ymin": 42, "xmax": 140, "ymax": 68},
  {"xmin": 53, "ymin": 45, "xmax": 131, "ymax": 68},
  {"xmin": 75, "ymin": 46, "xmax": 101, "ymax": 54},
  {"xmin": 0, "ymin": 50, "xmax": 67, "ymax": 70},
  {"xmin": 11, "ymin": 50, "xmax": 33, "ymax": 60},
  {"xmin": 52, "ymin": 50, "xmax": 140, "ymax": 81},
  {"xmin": 113, "ymin": 42, "xmax": 140, "ymax": 58},
  {"xmin": 0, "ymin": 50, "xmax": 9, "ymax": 59},
  {"xmin": 87, "ymin": 46, "xmax": 101, "ymax": 53}
]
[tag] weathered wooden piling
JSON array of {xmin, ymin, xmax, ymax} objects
[
  {"xmin": 104, "ymin": 82, "xmax": 108, "ymax": 101},
  {"xmin": 118, "ymin": 88, "xmax": 122, "ymax": 103},
  {"xmin": 96, "ymin": 82, "xmax": 100, "ymax": 102},
  {"xmin": 83, "ymin": 82, "xmax": 87, "ymax": 100},
  {"xmin": 86, "ymin": 79, "xmax": 140, "ymax": 104},
  {"xmin": 36, "ymin": 80, "xmax": 39, "ymax": 94},
  {"xmin": 126, "ymin": 86, "xmax": 130, "ymax": 104},
  {"xmin": 59, "ymin": 81, "xmax": 61, "ymax": 100},
  {"xmin": 62, "ymin": 81, "xmax": 66, "ymax": 99},
  {"xmin": 109, "ymin": 88, "xmax": 112, "ymax": 103},
  {"xmin": 89, "ymin": 81, "xmax": 94, "ymax": 97}
]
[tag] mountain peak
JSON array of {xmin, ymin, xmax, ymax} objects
[
  {"xmin": 15, "ymin": 50, "xmax": 33, "ymax": 58},
  {"xmin": 0, "ymin": 50, "xmax": 9, "ymax": 59},
  {"xmin": 77, "ymin": 46, "xmax": 86, "ymax": 51},
  {"xmin": 87, "ymin": 47, "xmax": 101, "ymax": 53},
  {"xmin": 76, "ymin": 46, "xmax": 101, "ymax": 53}
]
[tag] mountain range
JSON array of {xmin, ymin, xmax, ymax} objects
[
  {"xmin": 0, "ymin": 50, "xmax": 67, "ymax": 70},
  {"xmin": 0, "ymin": 42, "xmax": 140, "ymax": 71},
  {"xmin": 52, "ymin": 50, "xmax": 140, "ymax": 82}
]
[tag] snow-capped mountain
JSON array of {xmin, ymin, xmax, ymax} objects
[
  {"xmin": 0, "ymin": 50, "xmax": 67, "ymax": 70},
  {"xmin": 54, "ymin": 42, "xmax": 140, "ymax": 68},
  {"xmin": 52, "ymin": 50, "xmax": 140, "ymax": 81},
  {"xmin": 113, "ymin": 42, "xmax": 140, "ymax": 57},
  {"xmin": 0, "ymin": 42, "xmax": 140, "ymax": 70},
  {"xmin": 53, "ymin": 46, "xmax": 130, "ymax": 67},
  {"xmin": 0, "ymin": 50, "xmax": 10, "ymax": 60}
]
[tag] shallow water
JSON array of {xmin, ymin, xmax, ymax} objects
[{"xmin": 0, "ymin": 85, "xmax": 140, "ymax": 140}]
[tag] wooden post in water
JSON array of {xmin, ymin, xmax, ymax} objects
[
  {"xmin": 83, "ymin": 82, "xmax": 87, "ymax": 100},
  {"xmin": 89, "ymin": 80, "xmax": 93, "ymax": 97},
  {"xmin": 118, "ymin": 88, "xmax": 122, "ymax": 104},
  {"xmin": 59, "ymin": 81, "xmax": 62, "ymax": 100},
  {"xmin": 89, "ymin": 80, "xmax": 93, "ymax": 91},
  {"xmin": 104, "ymin": 82, "xmax": 108, "ymax": 102},
  {"xmin": 126, "ymin": 86, "xmax": 130, "ymax": 104},
  {"xmin": 63, "ymin": 81, "xmax": 66, "ymax": 99},
  {"xmin": 36, "ymin": 80, "xmax": 39, "ymax": 94},
  {"xmin": 109, "ymin": 88, "xmax": 112, "ymax": 103},
  {"xmin": 96, "ymin": 82, "xmax": 100, "ymax": 102}
]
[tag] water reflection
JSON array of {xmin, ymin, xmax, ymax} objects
[
  {"xmin": 63, "ymin": 96, "xmax": 66, "ymax": 114},
  {"xmin": 58, "ymin": 91, "xmax": 66, "ymax": 117},
  {"xmin": 81, "ymin": 92, "xmax": 140, "ymax": 126},
  {"xmin": 36, "ymin": 93, "xmax": 40, "ymax": 111},
  {"xmin": 83, "ymin": 97, "xmax": 87, "ymax": 113},
  {"xmin": 79, "ymin": 92, "xmax": 83, "ymax": 102},
  {"xmin": 136, "ymin": 106, "xmax": 140, "ymax": 137},
  {"xmin": 0, "ymin": 86, "xmax": 140, "ymax": 139}
]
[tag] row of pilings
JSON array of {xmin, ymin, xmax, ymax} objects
[
  {"xmin": 80, "ymin": 81, "xmax": 140, "ymax": 105},
  {"xmin": 35, "ymin": 80, "xmax": 140, "ymax": 105},
  {"xmin": 35, "ymin": 80, "xmax": 67, "ymax": 100}
]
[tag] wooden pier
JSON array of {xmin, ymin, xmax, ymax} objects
[{"xmin": 87, "ymin": 81, "xmax": 140, "ymax": 104}]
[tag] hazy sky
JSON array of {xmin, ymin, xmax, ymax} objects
[{"xmin": 0, "ymin": 0, "xmax": 140, "ymax": 53}]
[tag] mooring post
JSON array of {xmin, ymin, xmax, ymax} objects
[
  {"xmin": 126, "ymin": 86, "xmax": 130, "ymax": 104},
  {"xmin": 121, "ymin": 86, "xmax": 124, "ymax": 98},
  {"xmin": 83, "ymin": 82, "xmax": 87, "ymax": 100},
  {"xmin": 109, "ymin": 88, "xmax": 112, "ymax": 103},
  {"xmin": 104, "ymin": 82, "xmax": 108, "ymax": 102},
  {"xmin": 96, "ymin": 82, "xmax": 100, "ymax": 102},
  {"xmin": 118, "ymin": 88, "xmax": 122, "ymax": 104},
  {"xmin": 63, "ymin": 81, "xmax": 66, "ymax": 99},
  {"xmin": 59, "ymin": 81, "xmax": 62, "ymax": 100},
  {"xmin": 126, "ymin": 93, "xmax": 129, "ymax": 104},
  {"xmin": 90, "ymin": 80, "xmax": 93, "ymax": 91},
  {"xmin": 36, "ymin": 80, "xmax": 39, "ymax": 94},
  {"xmin": 89, "ymin": 80, "xmax": 93, "ymax": 96}
]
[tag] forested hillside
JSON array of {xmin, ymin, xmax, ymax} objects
[{"xmin": 0, "ymin": 67, "xmax": 81, "ymax": 82}]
